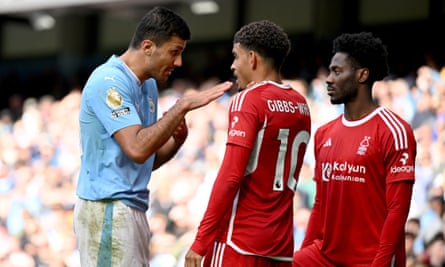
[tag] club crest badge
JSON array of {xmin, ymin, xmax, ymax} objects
[
  {"xmin": 149, "ymin": 98, "xmax": 155, "ymax": 113},
  {"xmin": 357, "ymin": 136, "xmax": 371, "ymax": 155},
  {"xmin": 106, "ymin": 88, "xmax": 123, "ymax": 109}
]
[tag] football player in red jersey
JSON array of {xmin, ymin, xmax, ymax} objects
[
  {"xmin": 185, "ymin": 20, "xmax": 311, "ymax": 267},
  {"xmin": 293, "ymin": 32, "xmax": 416, "ymax": 267}
]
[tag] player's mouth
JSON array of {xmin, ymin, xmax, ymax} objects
[
  {"xmin": 327, "ymin": 85, "xmax": 335, "ymax": 95},
  {"xmin": 165, "ymin": 68, "xmax": 174, "ymax": 77}
]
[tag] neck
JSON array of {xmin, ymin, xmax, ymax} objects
[
  {"xmin": 251, "ymin": 68, "xmax": 281, "ymax": 84},
  {"xmin": 120, "ymin": 49, "xmax": 147, "ymax": 82},
  {"xmin": 344, "ymin": 101, "xmax": 377, "ymax": 120}
]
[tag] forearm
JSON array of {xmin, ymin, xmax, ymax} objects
[
  {"xmin": 191, "ymin": 144, "xmax": 250, "ymax": 255},
  {"xmin": 153, "ymin": 136, "xmax": 184, "ymax": 169},
  {"xmin": 300, "ymin": 178, "xmax": 322, "ymax": 248},
  {"xmin": 114, "ymin": 101, "xmax": 188, "ymax": 164},
  {"xmin": 138, "ymin": 101, "xmax": 188, "ymax": 157},
  {"xmin": 114, "ymin": 82, "xmax": 231, "ymax": 164},
  {"xmin": 371, "ymin": 181, "xmax": 413, "ymax": 267}
]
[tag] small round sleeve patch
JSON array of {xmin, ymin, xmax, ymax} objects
[{"xmin": 106, "ymin": 88, "xmax": 123, "ymax": 109}]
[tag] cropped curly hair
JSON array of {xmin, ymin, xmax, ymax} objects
[
  {"xmin": 333, "ymin": 32, "xmax": 389, "ymax": 83},
  {"xmin": 234, "ymin": 20, "xmax": 291, "ymax": 71}
]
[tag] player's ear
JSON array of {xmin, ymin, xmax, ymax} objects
[
  {"xmin": 141, "ymin": 39, "xmax": 154, "ymax": 56},
  {"xmin": 357, "ymin": 68, "xmax": 369, "ymax": 83},
  {"xmin": 248, "ymin": 50, "xmax": 257, "ymax": 69}
]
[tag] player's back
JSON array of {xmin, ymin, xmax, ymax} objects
[{"xmin": 225, "ymin": 81, "xmax": 311, "ymax": 258}]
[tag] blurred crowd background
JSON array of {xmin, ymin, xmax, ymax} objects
[
  {"xmin": 0, "ymin": 61, "xmax": 444, "ymax": 266},
  {"xmin": 1, "ymin": 0, "xmax": 445, "ymax": 266}
]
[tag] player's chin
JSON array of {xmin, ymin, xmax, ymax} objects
[
  {"xmin": 236, "ymin": 80, "xmax": 248, "ymax": 90},
  {"xmin": 159, "ymin": 69, "xmax": 174, "ymax": 81},
  {"xmin": 158, "ymin": 74, "xmax": 170, "ymax": 83},
  {"xmin": 330, "ymin": 97, "xmax": 343, "ymax": 105}
]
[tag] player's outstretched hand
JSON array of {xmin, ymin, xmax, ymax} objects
[{"xmin": 179, "ymin": 81, "xmax": 232, "ymax": 111}]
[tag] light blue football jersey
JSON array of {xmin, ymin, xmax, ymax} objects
[{"xmin": 77, "ymin": 55, "xmax": 158, "ymax": 211}]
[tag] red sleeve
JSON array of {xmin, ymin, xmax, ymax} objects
[
  {"xmin": 190, "ymin": 144, "xmax": 251, "ymax": 255},
  {"xmin": 300, "ymin": 176, "xmax": 323, "ymax": 248},
  {"xmin": 371, "ymin": 181, "xmax": 413, "ymax": 267},
  {"xmin": 300, "ymin": 133, "xmax": 323, "ymax": 249}
]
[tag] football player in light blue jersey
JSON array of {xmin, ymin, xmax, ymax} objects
[{"xmin": 74, "ymin": 6, "xmax": 232, "ymax": 267}]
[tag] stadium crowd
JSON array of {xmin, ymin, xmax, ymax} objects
[{"xmin": 0, "ymin": 63, "xmax": 444, "ymax": 267}]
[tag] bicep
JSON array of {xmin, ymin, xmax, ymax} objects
[{"xmin": 218, "ymin": 144, "xmax": 251, "ymax": 182}]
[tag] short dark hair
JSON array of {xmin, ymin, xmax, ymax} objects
[
  {"xmin": 129, "ymin": 6, "xmax": 191, "ymax": 49},
  {"xmin": 332, "ymin": 32, "xmax": 389, "ymax": 83},
  {"xmin": 233, "ymin": 20, "xmax": 291, "ymax": 71}
]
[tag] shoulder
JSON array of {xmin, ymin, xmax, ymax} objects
[
  {"xmin": 87, "ymin": 64, "xmax": 125, "ymax": 88},
  {"xmin": 87, "ymin": 63, "xmax": 134, "ymax": 94},
  {"xmin": 374, "ymin": 106, "xmax": 416, "ymax": 150},
  {"xmin": 375, "ymin": 106, "xmax": 414, "ymax": 134},
  {"xmin": 230, "ymin": 86, "xmax": 257, "ymax": 111},
  {"xmin": 229, "ymin": 82, "xmax": 272, "ymax": 112},
  {"xmin": 314, "ymin": 115, "xmax": 342, "ymax": 141},
  {"xmin": 317, "ymin": 115, "xmax": 342, "ymax": 131},
  {"xmin": 234, "ymin": 81, "xmax": 290, "ymax": 100}
]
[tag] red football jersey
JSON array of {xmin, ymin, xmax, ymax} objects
[
  {"xmin": 309, "ymin": 106, "xmax": 416, "ymax": 266},
  {"xmin": 191, "ymin": 81, "xmax": 311, "ymax": 260}
]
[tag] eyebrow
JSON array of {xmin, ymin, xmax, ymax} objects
[{"xmin": 170, "ymin": 44, "xmax": 185, "ymax": 51}]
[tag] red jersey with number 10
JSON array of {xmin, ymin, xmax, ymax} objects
[{"xmin": 193, "ymin": 81, "xmax": 311, "ymax": 260}]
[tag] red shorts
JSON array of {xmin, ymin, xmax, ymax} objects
[
  {"xmin": 203, "ymin": 241, "xmax": 292, "ymax": 267},
  {"xmin": 293, "ymin": 243, "xmax": 336, "ymax": 267}
]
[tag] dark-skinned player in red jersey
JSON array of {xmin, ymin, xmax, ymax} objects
[{"xmin": 293, "ymin": 32, "xmax": 416, "ymax": 267}]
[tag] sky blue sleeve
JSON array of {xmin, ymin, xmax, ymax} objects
[{"xmin": 88, "ymin": 68, "xmax": 142, "ymax": 136}]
